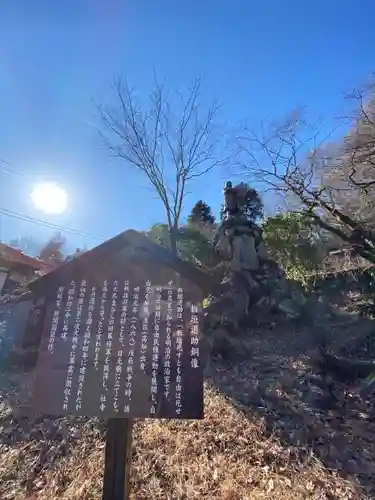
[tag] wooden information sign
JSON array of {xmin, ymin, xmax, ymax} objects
[{"xmin": 31, "ymin": 230, "xmax": 207, "ymax": 499}]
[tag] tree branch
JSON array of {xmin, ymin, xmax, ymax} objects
[{"xmin": 98, "ymin": 75, "xmax": 226, "ymax": 253}]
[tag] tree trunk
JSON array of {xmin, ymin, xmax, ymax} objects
[{"xmin": 169, "ymin": 225, "xmax": 178, "ymax": 255}]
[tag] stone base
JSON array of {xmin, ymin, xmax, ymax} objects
[
  {"xmin": 203, "ymin": 258, "xmax": 307, "ymax": 335},
  {"xmin": 207, "ymin": 214, "xmax": 309, "ymax": 337}
]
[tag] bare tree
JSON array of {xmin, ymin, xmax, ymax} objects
[
  {"xmin": 39, "ymin": 232, "xmax": 66, "ymax": 266},
  {"xmin": 98, "ymin": 76, "xmax": 226, "ymax": 253},
  {"xmin": 343, "ymin": 80, "xmax": 375, "ymax": 191},
  {"xmin": 324, "ymin": 81, "xmax": 375, "ymax": 230},
  {"xmin": 236, "ymin": 104, "xmax": 375, "ymax": 264}
]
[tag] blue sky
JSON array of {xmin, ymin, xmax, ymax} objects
[{"xmin": 1, "ymin": 0, "xmax": 375, "ymax": 254}]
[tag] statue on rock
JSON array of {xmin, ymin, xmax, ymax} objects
[
  {"xmin": 214, "ymin": 181, "xmax": 264, "ymax": 272},
  {"xmin": 206, "ymin": 181, "xmax": 306, "ymax": 341},
  {"xmin": 222, "ymin": 181, "xmax": 250, "ymax": 220}
]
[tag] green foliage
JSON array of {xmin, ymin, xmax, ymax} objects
[
  {"xmin": 175, "ymin": 227, "xmax": 218, "ymax": 270},
  {"xmin": 146, "ymin": 223, "xmax": 217, "ymax": 270},
  {"xmin": 263, "ymin": 212, "xmax": 322, "ymax": 286},
  {"xmin": 146, "ymin": 224, "xmax": 170, "ymax": 249}
]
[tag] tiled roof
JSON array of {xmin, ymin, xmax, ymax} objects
[{"xmin": 0, "ymin": 243, "xmax": 46, "ymax": 269}]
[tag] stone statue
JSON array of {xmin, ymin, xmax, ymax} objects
[
  {"xmin": 222, "ymin": 181, "xmax": 247, "ymax": 219},
  {"xmin": 222, "ymin": 181, "xmax": 238, "ymax": 219},
  {"xmin": 206, "ymin": 180, "xmax": 304, "ymax": 342},
  {"xmin": 216, "ymin": 181, "xmax": 260, "ymax": 269},
  {"xmin": 222, "ymin": 181, "xmax": 255, "ymax": 221}
]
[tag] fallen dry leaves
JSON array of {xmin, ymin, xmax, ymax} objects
[
  {"xmin": 1, "ymin": 301, "xmax": 374, "ymax": 499},
  {"xmin": 0, "ymin": 381, "xmax": 367, "ymax": 500}
]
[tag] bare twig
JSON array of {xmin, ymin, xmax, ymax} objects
[{"xmin": 236, "ymin": 103, "xmax": 375, "ymax": 264}]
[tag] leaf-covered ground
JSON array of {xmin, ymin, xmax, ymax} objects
[{"xmin": 1, "ymin": 296, "xmax": 375, "ymax": 499}]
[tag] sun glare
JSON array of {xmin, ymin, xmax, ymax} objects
[{"xmin": 31, "ymin": 182, "xmax": 68, "ymax": 215}]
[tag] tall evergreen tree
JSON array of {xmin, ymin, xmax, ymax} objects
[
  {"xmin": 242, "ymin": 185, "xmax": 264, "ymax": 221},
  {"xmin": 188, "ymin": 200, "xmax": 216, "ymax": 225}
]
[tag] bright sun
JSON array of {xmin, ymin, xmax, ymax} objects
[{"xmin": 31, "ymin": 182, "xmax": 68, "ymax": 215}]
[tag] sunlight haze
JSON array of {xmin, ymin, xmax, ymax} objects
[{"xmin": 30, "ymin": 182, "xmax": 68, "ymax": 215}]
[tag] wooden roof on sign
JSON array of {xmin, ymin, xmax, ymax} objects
[{"xmin": 28, "ymin": 229, "xmax": 217, "ymax": 296}]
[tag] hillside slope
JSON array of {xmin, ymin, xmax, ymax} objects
[{"xmin": 1, "ymin": 312, "xmax": 374, "ymax": 499}]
